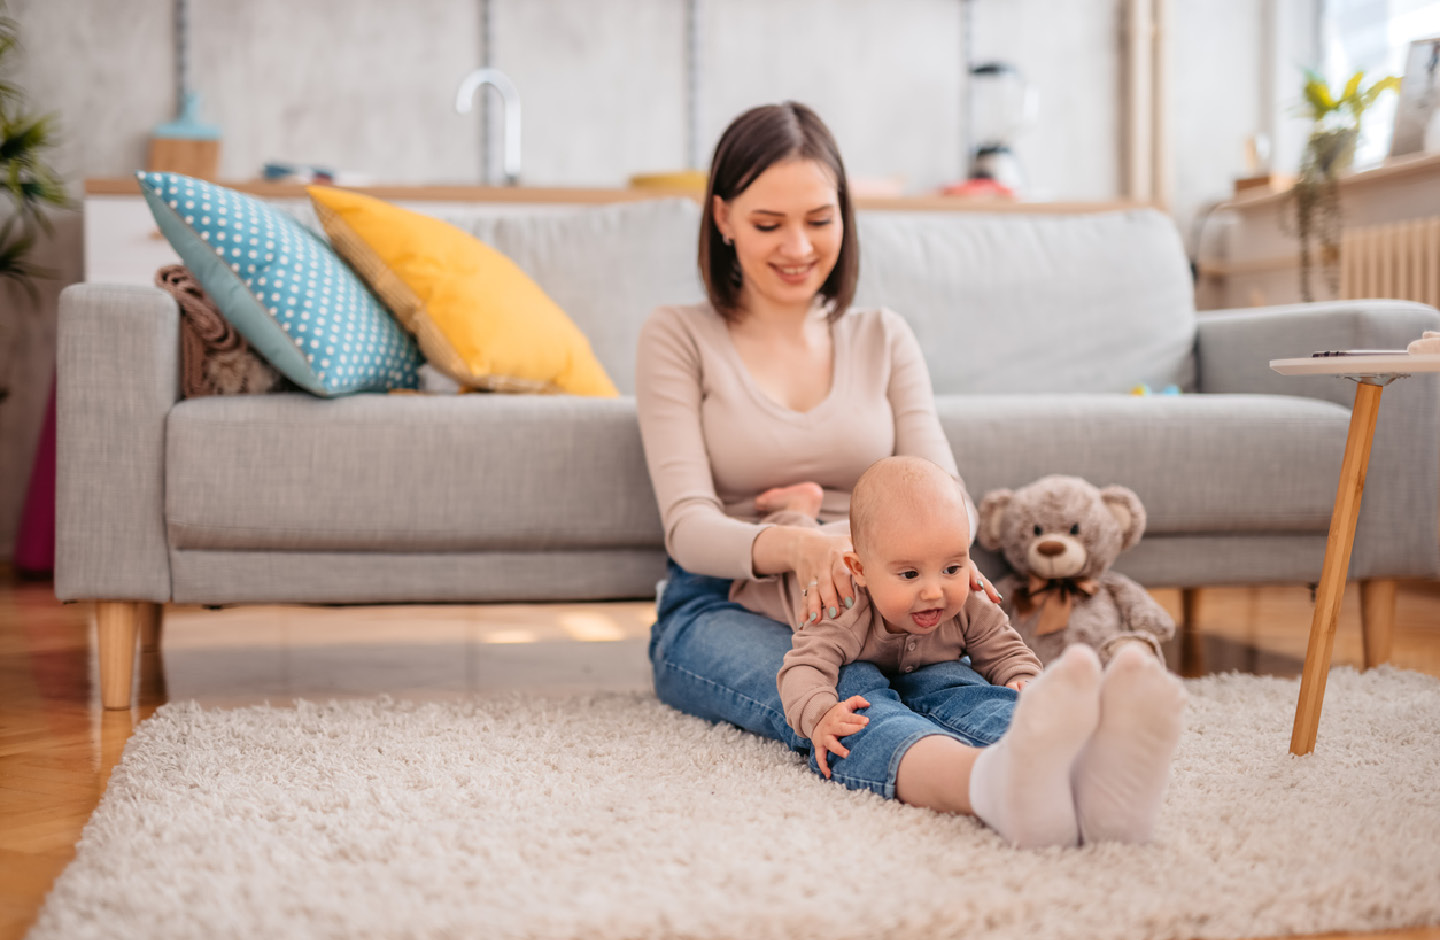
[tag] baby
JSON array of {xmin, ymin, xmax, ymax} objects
[{"xmin": 734, "ymin": 456, "xmax": 1043, "ymax": 776}]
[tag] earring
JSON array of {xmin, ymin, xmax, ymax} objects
[{"xmin": 722, "ymin": 234, "xmax": 733, "ymax": 247}]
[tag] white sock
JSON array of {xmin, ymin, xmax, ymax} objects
[
  {"xmin": 1072, "ymin": 643, "xmax": 1187, "ymax": 845},
  {"xmin": 968, "ymin": 645, "xmax": 1101, "ymax": 849}
]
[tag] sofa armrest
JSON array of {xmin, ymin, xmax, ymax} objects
[
  {"xmin": 1196, "ymin": 298, "xmax": 1440, "ymax": 580},
  {"xmin": 1195, "ymin": 299, "xmax": 1439, "ymax": 402},
  {"xmin": 55, "ymin": 284, "xmax": 179, "ymax": 602}
]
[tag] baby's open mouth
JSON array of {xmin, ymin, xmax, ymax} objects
[{"xmin": 910, "ymin": 608, "xmax": 943, "ymax": 630}]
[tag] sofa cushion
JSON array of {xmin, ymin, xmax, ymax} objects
[
  {"xmin": 482, "ymin": 198, "xmax": 706, "ymax": 395},
  {"xmin": 165, "ymin": 394, "xmax": 661, "ymax": 552},
  {"xmin": 855, "ymin": 209, "xmax": 1197, "ymax": 395},
  {"xmin": 309, "ymin": 187, "xmax": 618, "ymax": 397},
  {"xmin": 941, "ymin": 393, "xmax": 1352, "ymax": 534},
  {"xmin": 137, "ymin": 172, "xmax": 423, "ymax": 396}
]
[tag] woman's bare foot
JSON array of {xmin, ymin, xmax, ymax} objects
[{"xmin": 756, "ymin": 481, "xmax": 825, "ymax": 518}]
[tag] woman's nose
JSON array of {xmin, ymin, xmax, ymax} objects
[{"xmin": 780, "ymin": 225, "xmax": 812, "ymax": 257}]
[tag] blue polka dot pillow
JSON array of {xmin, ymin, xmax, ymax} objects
[{"xmin": 137, "ymin": 172, "xmax": 422, "ymax": 396}]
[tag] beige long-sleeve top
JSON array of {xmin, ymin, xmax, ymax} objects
[
  {"xmin": 634, "ymin": 301, "xmax": 963, "ymax": 580},
  {"xmin": 777, "ymin": 592, "xmax": 1043, "ymax": 738}
]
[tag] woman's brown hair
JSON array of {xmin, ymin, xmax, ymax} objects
[{"xmin": 699, "ymin": 102, "xmax": 858, "ymax": 323}]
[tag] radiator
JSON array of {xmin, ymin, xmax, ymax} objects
[{"xmin": 1340, "ymin": 216, "xmax": 1440, "ymax": 308}]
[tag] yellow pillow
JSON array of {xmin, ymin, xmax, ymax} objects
[{"xmin": 308, "ymin": 187, "xmax": 618, "ymax": 397}]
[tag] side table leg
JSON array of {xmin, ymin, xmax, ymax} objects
[
  {"xmin": 1360, "ymin": 579, "xmax": 1396, "ymax": 669},
  {"xmin": 1291, "ymin": 381, "xmax": 1384, "ymax": 755}
]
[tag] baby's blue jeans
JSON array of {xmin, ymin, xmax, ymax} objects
[{"xmin": 651, "ymin": 560, "xmax": 1018, "ymax": 798}]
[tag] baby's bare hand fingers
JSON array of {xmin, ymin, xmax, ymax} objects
[
  {"xmin": 815, "ymin": 742, "xmax": 832, "ymax": 778},
  {"xmin": 842, "ymin": 695, "xmax": 870, "ymax": 711}
]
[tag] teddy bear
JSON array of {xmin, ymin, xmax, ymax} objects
[{"xmin": 977, "ymin": 474, "xmax": 1175, "ymax": 668}]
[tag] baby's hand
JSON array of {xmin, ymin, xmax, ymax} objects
[
  {"xmin": 1005, "ymin": 677, "xmax": 1031, "ymax": 692},
  {"xmin": 810, "ymin": 695, "xmax": 870, "ymax": 779}
]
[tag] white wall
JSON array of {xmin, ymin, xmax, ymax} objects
[{"xmin": 0, "ymin": 0, "xmax": 1280, "ymax": 560}]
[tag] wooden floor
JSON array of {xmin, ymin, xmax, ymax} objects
[{"xmin": 3, "ymin": 572, "xmax": 1439, "ymax": 940}]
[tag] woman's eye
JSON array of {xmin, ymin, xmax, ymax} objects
[
  {"xmin": 809, "ymin": 217, "xmax": 834, "ymax": 227},
  {"xmin": 1032, "ymin": 524, "xmax": 1044, "ymax": 536},
  {"xmin": 754, "ymin": 223, "xmax": 779, "ymax": 233},
  {"xmin": 1069, "ymin": 524, "xmax": 1080, "ymax": 535}
]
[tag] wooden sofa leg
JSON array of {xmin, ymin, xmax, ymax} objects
[
  {"xmin": 138, "ymin": 602, "xmax": 163, "ymax": 652},
  {"xmin": 1359, "ymin": 579, "xmax": 1396, "ymax": 669},
  {"xmin": 96, "ymin": 601, "xmax": 158, "ymax": 710},
  {"xmin": 1179, "ymin": 588, "xmax": 1204, "ymax": 675}
]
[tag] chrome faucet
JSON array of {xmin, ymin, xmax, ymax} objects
[{"xmin": 455, "ymin": 68, "xmax": 522, "ymax": 186}]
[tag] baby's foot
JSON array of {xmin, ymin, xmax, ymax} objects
[
  {"xmin": 968, "ymin": 644, "xmax": 1101, "ymax": 848},
  {"xmin": 1072, "ymin": 644, "xmax": 1187, "ymax": 844},
  {"xmin": 756, "ymin": 481, "xmax": 825, "ymax": 518}
]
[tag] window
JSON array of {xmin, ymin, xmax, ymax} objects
[{"xmin": 1322, "ymin": 0, "xmax": 1440, "ymax": 165}]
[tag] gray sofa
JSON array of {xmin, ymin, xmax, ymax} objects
[{"xmin": 57, "ymin": 197, "xmax": 1440, "ymax": 708}]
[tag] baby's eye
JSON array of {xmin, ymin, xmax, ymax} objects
[
  {"xmin": 899, "ymin": 570, "xmax": 919, "ymax": 581},
  {"xmin": 1032, "ymin": 524, "xmax": 1044, "ymax": 536},
  {"xmin": 1069, "ymin": 523, "xmax": 1080, "ymax": 535},
  {"xmin": 944, "ymin": 565, "xmax": 963, "ymax": 576}
]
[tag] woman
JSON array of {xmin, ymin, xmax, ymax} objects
[{"xmin": 634, "ymin": 102, "xmax": 1185, "ymax": 848}]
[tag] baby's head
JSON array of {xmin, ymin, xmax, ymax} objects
[{"xmin": 846, "ymin": 456, "xmax": 972, "ymax": 635}]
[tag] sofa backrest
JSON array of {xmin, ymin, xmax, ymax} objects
[
  {"xmin": 405, "ymin": 200, "xmax": 1196, "ymax": 396},
  {"xmin": 446, "ymin": 198, "xmax": 706, "ymax": 396},
  {"xmin": 853, "ymin": 208, "xmax": 1197, "ymax": 394}
]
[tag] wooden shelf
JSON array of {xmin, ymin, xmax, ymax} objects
[{"xmin": 84, "ymin": 178, "xmax": 1146, "ymax": 215}]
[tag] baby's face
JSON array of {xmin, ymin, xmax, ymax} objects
[{"xmin": 851, "ymin": 499, "xmax": 972, "ymax": 635}]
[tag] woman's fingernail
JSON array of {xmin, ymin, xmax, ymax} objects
[
  {"xmin": 827, "ymin": 606, "xmax": 837, "ymax": 618},
  {"xmin": 807, "ymin": 612, "xmax": 818, "ymax": 624},
  {"xmin": 844, "ymin": 596, "xmax": 854, "ymax": 608}
]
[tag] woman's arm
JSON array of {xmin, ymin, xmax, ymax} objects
[
  {"xmin": 883, "ymin": 308, "xmax": 979, "ymax": 535},
  {"xmin": 883, "ymin": 310, "xmax": 1000, "ymax": 601},
  {"xmin": 634, "ymin": 307, "xmax": 774, "ymax": 580}
]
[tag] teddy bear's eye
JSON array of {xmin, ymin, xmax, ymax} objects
[
  {"xmin": 1070, "ymin": 523, "xmax": 1080, "ymax": 535},
  {"xmin": 1032, "ymin": 524, "xmax": 1043, "ymax": 536}
]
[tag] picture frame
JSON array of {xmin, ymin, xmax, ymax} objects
[{"xmin": 1389, "ymin": 36, "xmax": 1440, "ymax": 157}]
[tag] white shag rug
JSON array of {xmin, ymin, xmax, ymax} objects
[{"xmin": 29, "ymin": 667, "xmax": 1440, "ymax": 940}]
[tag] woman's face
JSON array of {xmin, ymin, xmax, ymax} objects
[{"xmin": 714, "ymin": 158, "xmax": 842, "ymax": 315}]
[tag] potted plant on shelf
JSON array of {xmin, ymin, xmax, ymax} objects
[
  {"xmin": 1280, "ymin": 69, "xmax": 1399, "ymax": 302},
  {"xmin": 0, "ymin": 5, "xmax": 68, "ymax": 405}
]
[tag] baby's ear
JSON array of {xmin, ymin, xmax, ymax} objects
[
  {"xmin": 978, "ymin": 490, "xmax": 1013, "ymax": 550},
  {"xmin": 1099, "ymin": 486, "xmax": 1146, "ymax": 550},
  {"xmin": 843, "ymin": 551, "xmax": 866, "ymax": 586}
]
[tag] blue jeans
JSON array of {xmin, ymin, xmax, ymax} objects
[{"xmin": 650, "ymin": 560, "xmax": 1018, "ymax": 799}]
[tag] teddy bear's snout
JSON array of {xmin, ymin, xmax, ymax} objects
[{"xmin": 1025, "ymin": 534, "xmax": 1087, "ymax": 578}]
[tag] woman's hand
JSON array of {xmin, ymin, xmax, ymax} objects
[
  {"xmin": 793, "ymin": 527, "xmax": 856, "ymax": 626},
  {"xmin": 970, "ymin": 560, "xmax": 1002, "ymax": 604}
]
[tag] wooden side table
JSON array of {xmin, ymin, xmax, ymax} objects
[{"xmin": 1270, "ymin": 353, "xmax": 1440, "ymax": 755}]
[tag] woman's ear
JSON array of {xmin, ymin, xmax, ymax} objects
[
  {"xmin": 843, "ymin": 551, "xmax": 866, "ymax": 587},
  {"xmin": 713, "ymin": 195, "xmax": 732, "ymax": 242}
]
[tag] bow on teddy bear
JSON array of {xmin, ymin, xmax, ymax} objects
[{"xmin": 977, "ymin": 474, "xmax": 1176, "ymax": 669}]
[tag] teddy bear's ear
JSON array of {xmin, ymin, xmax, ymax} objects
[
  {"xmin": 1100, "ymin": 486, "xmax": 1147, "ymax": 550},
  {"xmin": 977, "ymin": 489, "xmax": 1013, "ymax": 550}
]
